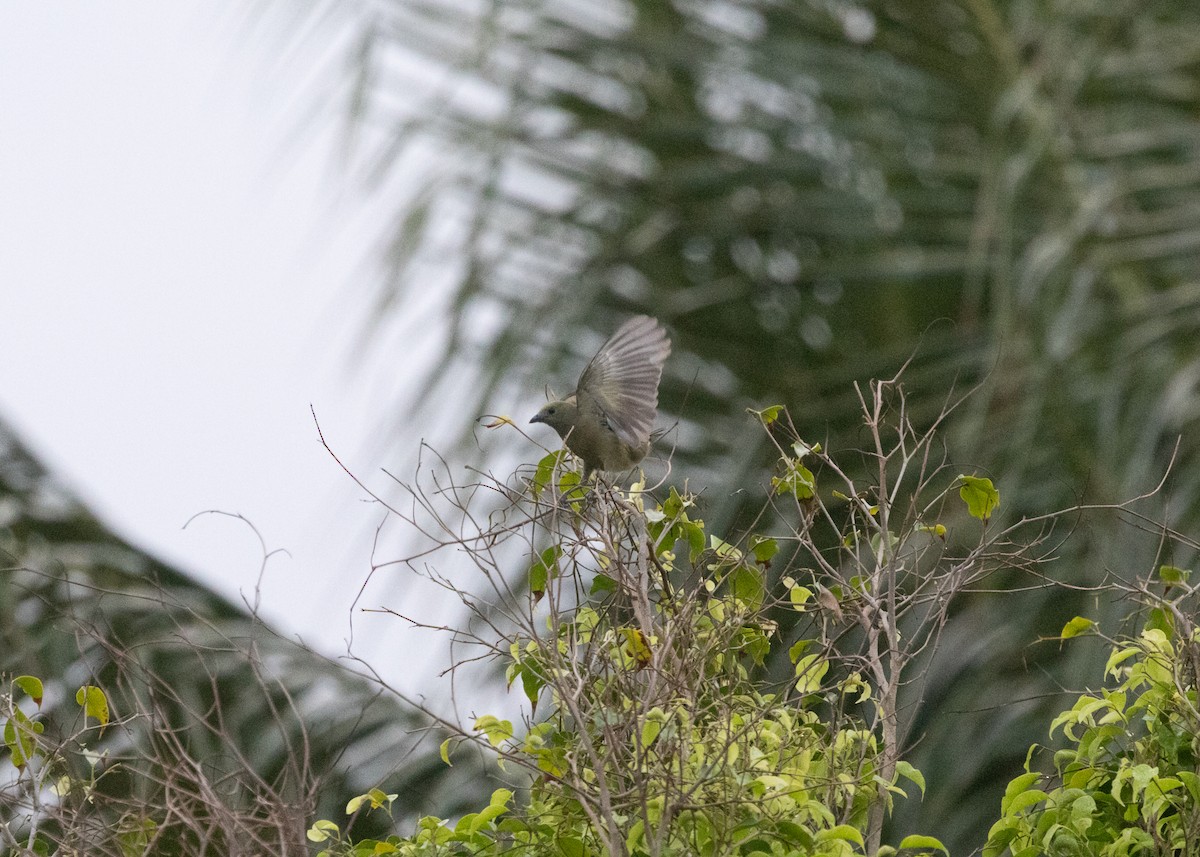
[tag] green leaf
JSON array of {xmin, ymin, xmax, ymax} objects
[
  {"xmin": 1158, "ymin": 564, "xmax": 1191, "ymax": 585},
  {"xmin": 750, "ymin": 535, "xmax": 779, "ymax": 564},
  {"xmin": 1060, "ymin": 616, "xmax": 1094, "ymax": 639},
  {"xmin": 557, "ymin": 837, "xmax": 585, "ymax": 857},
  {"xmin": 1178, "ymin": 771, "xmax": 1200, "ymax": 804},
  {"xmin": 590, "ymin": 573, "xmax": 616, "ymax": 594},
  {"xmin": 730, "ymin": 564, "xmax": 766, "ymax": 609},
  {"xmin": 1002, "ymin": 773, "xmax": 1042, "ymax": 805},
  {"xmin": 489, "ymin": 788, "xmax": 513, "ymax": 809},
  {"xmin": 917, "ymin": 523, "xmax": 947, "ymax": 540},
  {"xmin": 787, "ymin": 581, "xmax": 813, "ymax": 611},
  {"xmin": 520, "ymin": 664, "xmax": 545, "ymax": 712},
  {"xmin": 788, "ymin": 639, "xmax": 812, "ymax": 663},
  {"xmin": 774, "ymin": 821, "xmax": 815, "ymax": 848},
  {"xmin": 794, "ymin": 654, "xmax": 829, "ymax": 695},
  {"xmin": 710, "ymin": 534, "xmax": 742, "ymax": 561},
  {"xmin": 471, "ymin": 792, "xmax": 511, "ymax": 830},
  {"xmin": 1007, "ymin": 789, "xmax": 1050, "ymax": 813},
  {"xmin": 958, "ymin": 475, "xmax": 1000, "ymax": 521},
  {"xmin": 751, "ymin": 404, "xmax": 785, "ymax": 425},
  {"xmin": 899, "ymin": 834, "xmax": 948, "ymax": 854},
  {"xmin": 1145, "ymin": 606, "xmax": 1173, "ymax": 636},
  {"xmin": 13, "ymin": 676, "xmax": 43, "ymax": 707},
  {"xmin": 684, "ymin": 522, "xmax": 706, "ymax": 562},
  {"xmin": 529, "ymin": 545, "xmax": 562, "ymax": 598},
  {"xmin": 307, "ymin": 820, "xmax": 339, "ymax": 843},
  {"xmin": 640, "ymin": 707, "xmax": 667, "ymax": 748},
  {"xmin": 3, "ymin": 706, "xmax": 42, "ymax": 770},
  {"xmin": 816, "ymin": 825, "xmax": 864, "ymax": 846},
  {"xmin": 347, "ymin": 788, "xmax": 395, "ymax": 815},
  {"xmin": 772, "ymin": 460, "xmax": 815, "ymax": 500},
  {"xmin": 895, "ymin": 760, "xmax": 926, "ymax": 797},
  {"xmin": 439, "ymin": 737, "xmax": 453, "ymax": 766},
  {"xmin": 473, "ymin": 715, "xmax": 513, "ymax": 747},
  {"xmin": 1105, "ymin": 645, "xmax": 1141, "ymax": 676},
  {"xmin": 625, "ymin": 819, "xmax": 645, "ymax": 854},
  {"xmin": 532, "ymin": 451, "xmax": 567, "ymax": 496},
  {"xmin": 558, "ymin": 470, "xmax": 585, "ymax": 508},
  {"xmin": 75, "ymin": 685, "xmax": 110, "ymax": 728}
]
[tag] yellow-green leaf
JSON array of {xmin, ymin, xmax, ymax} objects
[
  {"xmin": 750, "ymin": 535, "xmax": 779, "ymax": 564},
  {"xmin": 620, "ymin": 627, "xmax": 653, "ymax": 666},
  {"xmin": 787, "ymin": 583, "xmax": 813, "ymax": 612},
  {"xmin": 788, "ymin": 639, "xmax": 812, "ymax": 664},
  {"xmin": 489, "ymin": 788, "xmax": 513, "ymax": 809},
  {"xmin": 773, "ymin": 460, "xmax": 815, "ymax": 500},
  {"xmin": 75, "ymin": 685, "xmax": 110, "ymax": 728},
  {"xmin": 710, "ymin": 535, "xmax": 742, "ymax": 561},
  {"xmin": 13, "ymin": 676, "xmax": 43, "ymax": 707},
  {"xmin": 1060, "ymin": 616, "xmax": 1094, "ymax": 639},
  {"xmin": 3, "ymin": 707, "xmax": 41, "ymax": 770},
  {"xmin": 306, "ymin": 820, "xmax": 339, "ymax": 842},
  {"xmin": 751, "ymin": 404, "xmax": 784, "ymax": 425},
  {"xmin": 794, "ymin": 654, "xmax": 829, "ymax": 695},
  {"xmin": 1158, "ymin": 564, "xmax": 1191, "ymax": 586},
  {"xmin": 367, "ymin": 788, "xmax": 395, "ymax": 809},
  {"xmin": 473, "ymin": 715, "xmax": 513, "ymax": 748},
  {"xmin": 898, "ymin": 834, "xmax": 948, "ymax": 854},
  {"xmin": 529, "ymin": 545, "xmax": 562, "ymax": 598},
  {"xmin": 532, "ymin": 451, "xmax": 566, "ymax": 496},
  {"xmin": 895, "ymin": 761, "xmax": 926, "ymax": 797},
  {"xmin": 958, "ymin": 475, "xmax": 1000, "ymax": 521},
  {"xmin": 816, "ymin": 825, "xmax": 864, "ymax": 846}
]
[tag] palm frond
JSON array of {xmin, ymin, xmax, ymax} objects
[{"xmin": 287, "ymin": 0, "xmax": 1200, "ymax": 848}]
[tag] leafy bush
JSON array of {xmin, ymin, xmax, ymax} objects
[
  {"xmin": 987, "ymin": 606, "xmax": 1200, "ymax": 857},
  {"xmin": 309, "ymin": 383, "xmax": 1020, "ymax": 856}
]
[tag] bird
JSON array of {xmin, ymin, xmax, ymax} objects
[{"xmin": 529, "ymin": 315, "xmax": 671, "ymax": 478}]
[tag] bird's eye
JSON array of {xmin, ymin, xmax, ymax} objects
[{"xmin": 548, "ymin": 407, "xmax": 556, "ymax": 414}]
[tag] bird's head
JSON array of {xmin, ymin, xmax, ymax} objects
[{"xmin": 529, "ymin": 398, "xmax": 579, "ymax": 438}]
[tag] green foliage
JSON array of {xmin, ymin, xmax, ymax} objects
[
  {"xmin": 310, "ymin": 397, "xmax": 1000, "ymax": 856},
  {"xmin": 1059, "ymin": 617, "xmax": 1095, "ymax": 640},
  {"xmin": 1156, "ymin": 565, "xmax": 1191, "ymax": 588},
  {"xmin": 303, "ymin": 0, "xmax": 1200, "ymax": 845},
  {"xmin": 957, "ymin": 476, "xmax": 1000, "ymax": 523},
  {"xmin": 74, "ymin": 685, "xmax": 110, "ymax": 732},
  {"xmin": 3, "ymin": 677, "xmax": 104, "ymax": 774},
  {"xmin": 986, "ymin": 626, "xmax": 1200, "ymax": 856},
  {"xmin": 772, "ymin": 443, "xmax": 817, "ymax": 502},
  {"xmin": 314, "ymin": 567, "xmax": 934, "ymax": 855},
  {"xmin": 2, "ymin": 676, "xmax": 114, "ymax": 852},
  {"xmin": 529, "ymin": 545, "xmax": 563, "ymax": 600}
]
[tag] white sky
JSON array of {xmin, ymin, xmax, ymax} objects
[{"xmin": 0, "ymin": 3, "xmax": 459, "ymax": 681}]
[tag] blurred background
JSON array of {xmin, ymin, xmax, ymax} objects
[{"xmin": 4, "ymin": 0, "xmax": 1200, "ymax": 852}]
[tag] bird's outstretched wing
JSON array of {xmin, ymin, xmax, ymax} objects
[{"xmin": 575, "ymin": 315, "xmax": 671, "ymax": 448}]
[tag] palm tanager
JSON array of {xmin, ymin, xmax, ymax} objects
[{"xmin": 530, "ymin": 315, "xmax": 670, "ymax": 478}]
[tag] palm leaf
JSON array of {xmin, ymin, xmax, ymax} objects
[{"xmin": 284, "ymin": 0, "xmax": 1200, "ymax": 848}]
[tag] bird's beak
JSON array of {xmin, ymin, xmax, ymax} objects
[{"xmin": 529, "ymin": 413, "xmax": 543, "ymax": 425}]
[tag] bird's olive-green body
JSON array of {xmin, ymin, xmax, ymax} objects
[
  {"xmin": 530, "ymin": 396, "xmax": 650, "ymax": 476},
  {"xmin": 530, "ymin": 316, "xmax": 670, "ymax": 478}
]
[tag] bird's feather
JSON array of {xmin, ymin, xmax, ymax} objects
[{"xmin": 575, "ymin": 315, "xmax": 671, "ymax": 449}]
